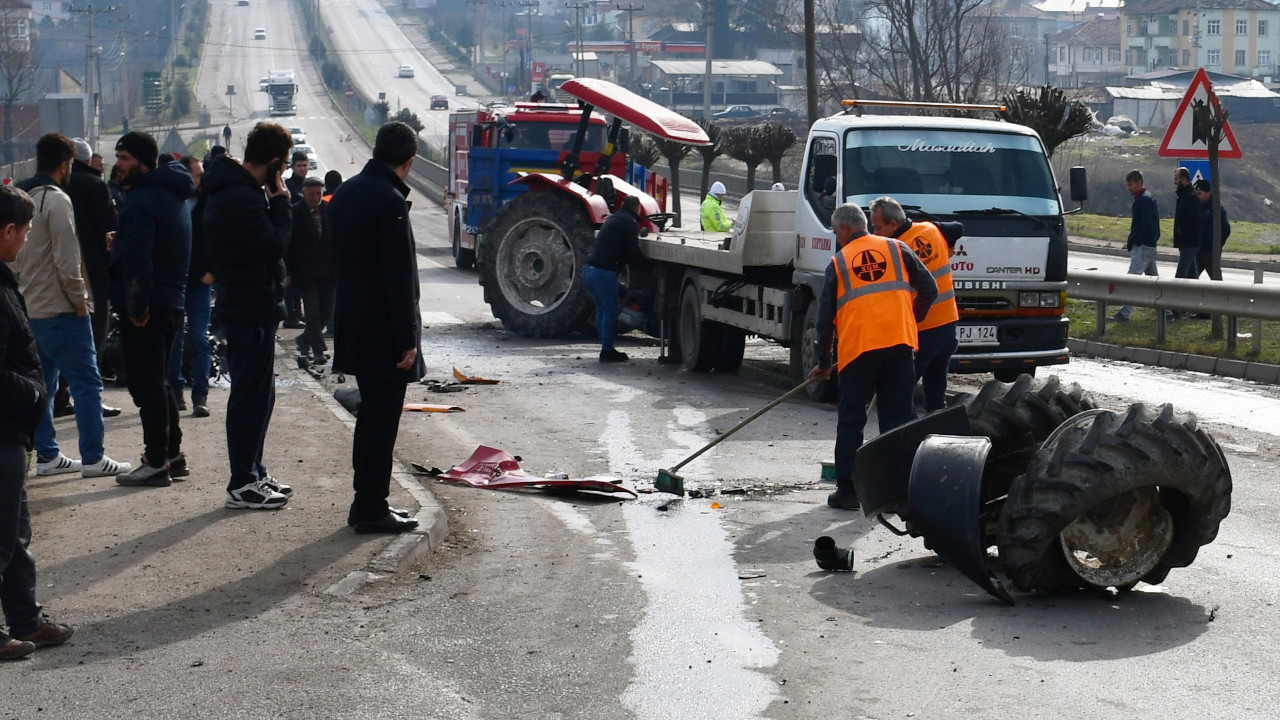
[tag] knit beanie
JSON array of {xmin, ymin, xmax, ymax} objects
[
  {"xmin": 115, "ymin": 132, "xmax": 159, "ymax": 169},
  {"xmin": 73, "ymin": 138, "xmax": 93, "ymax": 163}
]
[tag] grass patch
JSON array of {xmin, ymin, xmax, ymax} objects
[
  {"xmin": 1066, "ymin": 298, "xmax": 1280, "ymax": 363},
  {"xmin": 1066, "ymin": 212, "xmax": 1280, "ymax": 254}
]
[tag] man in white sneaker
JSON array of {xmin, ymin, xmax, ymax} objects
[{"xmin": 14, "ymin": 134, "xmax": 131, "ymax": 479}]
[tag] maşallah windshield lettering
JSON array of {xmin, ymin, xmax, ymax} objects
[{"xmin": 897, "ymin": 139, "xmax": 996, "ymax": 153}]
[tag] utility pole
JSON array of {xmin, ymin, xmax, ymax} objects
[
  {"xmin": 69, "ymin": 5, "xmax": 119, "ymax": 148},
  {"xmin": 117, "ymin": 8, "xmax": 127, "ymax": 131},
  {"xmin": 617, "ymin": 3, "xmax": 643, "ymax": 90},
  {"xmin": 496, "ymin": 1, "xmax": 511, "ymax": 91},
  {"xmin": 803, "ymin": 0, "xmax": 817, "ymax": 126},
  {"xmin": 517, "ymin": 1, "xmax": 538, "ymax": 93},
  {"xmin": 702, "ymin": 0, "xmax": 714, "ymax": 120},
  {"xmin": 467, "ymin": 0, "xmax": 486, "ymax": 78},
  {"xmin": 567, "ymin": 1, "xmax": 588, "ymax": 78}
]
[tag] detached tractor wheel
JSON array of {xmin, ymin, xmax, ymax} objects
[
  {"xmin": 997, "ymin": 403, "xmax": 1232, "ymax": 595},
  {"xmin": 993, "ymin": 368, "xmax": 1035, "ymax": 382},
  {"xmin": 452, "ymin": 215, "xmax": 475, "ymax": 270},
  {"xmin": 678, "ymin": 281, "xmax": 721, "ymax": 372},
  {"xmin": 478, "ymin": 192, "xmax": 594, "ymax": 337},
  {"xmin": 789, "ymin": 299, "xmax": 836, "ymax": 402}
]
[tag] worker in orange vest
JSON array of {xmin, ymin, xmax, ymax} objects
[
  {"xmin": 810, "ymin": 203, "xmax": 938, "ymax": 510},
  {"xmin": 869, "ymin": 196, "xmax": 961, "ymax": 414}
]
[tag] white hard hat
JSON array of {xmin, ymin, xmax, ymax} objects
[
  {"xmin": 710, "ymin": 181, "xmax": 727, "ymax": 197},
  {"xmin": 771, "ymin": 182, "xmax": 785, "ymax": 191}
]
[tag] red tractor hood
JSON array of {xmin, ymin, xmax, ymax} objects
[{"xmin": 561, "ymin": 78, "xmax": 711, "ymax": 146}]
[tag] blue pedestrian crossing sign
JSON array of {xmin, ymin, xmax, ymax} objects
[{"xmin": 1179, "ymin": 160, "xmax": 1212, "ymax": 187}]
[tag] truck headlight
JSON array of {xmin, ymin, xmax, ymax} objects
[{"xmin": 1019, "ymin": 291, "xmax": 1062, "ymax": 308}]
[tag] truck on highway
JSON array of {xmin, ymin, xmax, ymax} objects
[
  {"xmin": 474, "ymin": 79, "xmax": 1085, "ymax": 395},
  {"xmin": 444, "ymin": 101, "xmax": 667, "ymax": 270},
  {"xmin": 546, "ymin": 73, "xmax": 575, "ymax": 102},
  {"xmin": 266, "ymin": 70, "xmax": 298, "ymax": 116}
]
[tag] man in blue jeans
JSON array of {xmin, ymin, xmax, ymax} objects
[
  {"xmin": 583, "ymin": 195, "xmax": 644, "ymax": 363},
  {"xmin": 14, "ymin": 133, "xmax": 131, "ymax": 479},
  {"xmin": 0, "ymin": 183, "xmax": 75, "ymax": 661},
  {"xmin": 1112, "ymin": 170, "xmax": 1161, "ymax": 322},
  {"xmin": 168, "ymin": 155, "xmax": 213, "ymax": 418}
]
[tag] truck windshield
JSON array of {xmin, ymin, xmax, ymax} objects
[
  {"xmin": 506, "ymin": 122, "xmax": 605, "ymax": 152},
  {"xmin": 843, "ymin": 128, "xmax": 1059, "ymax": 216}
]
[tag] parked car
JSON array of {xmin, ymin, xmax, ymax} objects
[
  {"xmin": 767, "ymin": 106, "xmax": 797, "ymax": 120},
  {"xmin": 430, "ymin": 95, "xmax": 449, "ymax": 110},
  {"xmin": 288, "ymin": 127, "xmax": 306, "ymax": 144},
  {"xmin": 253, "ymin": 27, "xmax": 266, "ymax": 40},
  {"xmin": 398, "ymin": 65, "xmax": 415, "ymax": 78},
  {"xmin": 712, "ymin": 104, "xmax": 759, "ymax": 121},
  {"xmin": 294, "ymin": 144, "xmax": 318, "ymax": 170}
]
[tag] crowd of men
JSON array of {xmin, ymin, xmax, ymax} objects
[{"xmin": 1, "ymin": 122, "xmax": 426, "ymax": 661}]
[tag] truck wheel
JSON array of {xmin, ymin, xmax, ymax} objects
[
  {"xmin": 679, "ymin": 282, "xmax": 721, "ymax": 372},
  {"xmin": 478, "ymin": 192, "xmax": 594, "ymax": 337},
  {"xmin": 453, "ymin": 216, "xmax": 475, "ymax": 270},
  {"xmin": 715, "ymin": 327, "xmax": 746, "ymax": 373},
  {"xmin": 789, "ymin": 299, "xmax": 836, "ymax": 401},
  {"xmin": 998, "ymin": 403, "xmax": 1232, "ymax": 595}
]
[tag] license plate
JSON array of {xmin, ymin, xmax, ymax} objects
[{"xmin": 956, "ymin": 325, "xmax": 998, "ymax": 346}]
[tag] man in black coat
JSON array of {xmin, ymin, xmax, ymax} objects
[
  {"xmin": 285, "ymin": 176, "xmax": 335, "ymax": 365},
  {"xmin": 329, "ymin": 122, "xmax": 424, "ymax": 534},
  {"xmin": 109, "ymin": 132, "xmax": 195, "ymax": 488},
  {"xmin": 1172, "ymin": 167, "xmax": 1200, "ymax": 277},
  {"xmin": 204, "ymin": 123, "xmax": 295, "ymax": 511},
  {"xmin": 0, "ymin": 184, "xmax": 74, "ymax": 660},
  {"xmin": 65, "ymin": 138, "xmax": 117, "ymax": 358}
]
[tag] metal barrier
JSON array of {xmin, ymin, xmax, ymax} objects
[
  {"xmin": 1067, "ymin": 268, "xmax": 1276, "ymax": 351},
  {"xmin": 409, "ymin": 155, "xmax": 449, "ymax": 204}
]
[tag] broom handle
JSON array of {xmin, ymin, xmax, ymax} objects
[{"xmin": 670, "ymin": 376, "xmax": 818, "ymax": 474}]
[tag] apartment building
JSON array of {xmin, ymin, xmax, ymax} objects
[{"xmin": 1123, "ymin": 0, "xmax": 1280, "ymax": 80}]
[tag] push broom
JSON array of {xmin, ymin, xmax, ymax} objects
[{"xmin": 654, "ymin": 376, "xmax": 818, "ymax": 495}]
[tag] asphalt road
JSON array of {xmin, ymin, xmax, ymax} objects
[{"xmin": 7, "ymin": 2, "xmax": 1279, "ymax": 717}]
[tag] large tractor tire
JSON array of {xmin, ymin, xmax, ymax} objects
[
  {"xmin": 997, "ymin": 403, "xmax": 1232, "ymax": 595},
  {"xmin": 477, "ymin": 192, "xmax": 595, "ymax": 337},
  {"xmin": 789, "ymin": 298, "xmax": 837, "ymax": 402},
  {"xmin": 452, "ymin": 213, "xmax": 475, "ymax": 270}
]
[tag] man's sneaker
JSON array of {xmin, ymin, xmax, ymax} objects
[
  {"xmin": 176, "ymin": 398, "xmax": 188, "ymax": 411},
  {"xmin": 82, "ymin": 455, "xmax": 132, "ymax": 478},
  {"xmin": 260, "ymin": 474, "xmax": 293, "ymax": 498},
  {"xmin": 36, "ymin": 453, "xmax": 82, "ymax": 476},
  {"xmin": 102, "ymin": 405, "xmax": 122, "ymax": 418},
  {"xmin": 192, "ymin": 404, "xmax": 210, "ymax": 418},
  {"xmin": 599, "ymin": 349, "xmax": 629, "ymax": 363},
  {"xmin": 166, "ymin": 454, "xmax": 190, "ymax": 479},
  {"xmin": 116, "ymin": 461, "xmax": 172, "ymax": 487},
  {"xmin": 225, "ymin": 479, "xmax": 289, "ymax": 509}
]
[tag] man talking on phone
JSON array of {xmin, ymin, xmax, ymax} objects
[{"xmin": 203, "ymin": 123, "xmax": 296, "ymax": 510}]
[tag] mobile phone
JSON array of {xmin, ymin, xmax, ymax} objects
[{"xmin": 266, "ymin": 159, "xmax": 283, "ymax": 192}]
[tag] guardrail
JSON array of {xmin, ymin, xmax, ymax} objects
[{"xmin": 1067, "ymin": 268, "xmax": 1275, "ymax": 352}]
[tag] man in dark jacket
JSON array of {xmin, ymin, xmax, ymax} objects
[
  {"xmin": 1172, "ymin": 167, "xmax": 1200, "ymax": 279},
  {"xmin": 204, "ymin": 122, "xmax": 295, "ymax": 511},
  {"xmin": 1194, "ymin": 179, "xmax": 1231, "ymax": 280},
  {"xmin": 281, "ymin": 150, "xmax": 310, "ymax": 329},
  {"xmin": 329, "ymin": 122, "xmax": 424, "ymax": 534},
  {"xmin": 109, "ymin": 132, "xmax": 195, "ymax": 488},
  {"xmin": 285, "ymin": 176, "xmax": 335, "ymax": 365},
  {"xmin": 65, "ymin": 138, "xmax": 117, "ymax": 358},
  {"xmin": 168, "ymin": 155, "xmax": 213, "ymax": 417},
  {"xmin": 1112, "ymin": 170, "xmax": 1161, "ymax": 323},
  {"xmin": 583, "ymin": 195, "xmax": 643, "ymax": 363},
  {"xmin": 0, "ymin": 184, "xmax": 75, "ymax": 660}
]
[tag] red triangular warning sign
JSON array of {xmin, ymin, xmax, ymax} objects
[{"xmin": 1158, "ymin": 68, "xmax": 1242, "ymax": 159}]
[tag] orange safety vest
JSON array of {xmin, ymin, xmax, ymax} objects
[
  {"xmin": 831, "ymin": 234, "xmax": 919, "ymax": 370},
  {"xmin": 898, "ymin": 221, "xmax": 959, "ymax": 331}
]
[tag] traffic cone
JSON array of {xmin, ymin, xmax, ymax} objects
[{"xmin": 350, "ymin": 155, "xmax": 355, "ymax": 164}]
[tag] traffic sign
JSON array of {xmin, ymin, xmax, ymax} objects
[
  {"xmin": 345, "ymin": 87, "xmax": 355, "ymax": 98},
  {"xmin": 1158, "ymin": 68, "xmax": 1242, "ymax": 159},
  {"xmin": 1179, "ymin": 160, "xmax": 1212, "ymax": 187}
]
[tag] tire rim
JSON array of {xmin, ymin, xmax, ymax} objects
[
  {"xmin": 1058, "ymin": 485, "xmax": 1174, "ymax": 588},
  {"xmin": 495, "ymin": 216, "xmax": 578, "ymax": 315}
]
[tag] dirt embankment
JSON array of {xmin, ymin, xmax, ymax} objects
[{"xmin": 1051, "ymin": 123, "xmax": 1280, "ymax": 226}]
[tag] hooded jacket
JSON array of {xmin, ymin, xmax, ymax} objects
[
  {"xmin": 202, "ymin": 155, "xmax": 293, "ymax": 324},
  {"xmin": 109, "ymin": 159, "xmax": 195, "ymax": 319},
  {"xmin": 13, "ymin": 173, "xmax": 89, "ymax": 319},
  {"xmin": 64, "ymin": 159, "xmax": 116, "ymax": 297},
  {"xmin": 0, "ymin": 261, "xmax": 46, "ymax": 449}
]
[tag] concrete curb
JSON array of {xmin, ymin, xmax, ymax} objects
[
  {"xmin": 1067, "ymin": 336, "xmax": 1280, "ymax": 384},
  {"xmin": 280, "ymin": 351, "xmax": 449, "ymax": 596}
]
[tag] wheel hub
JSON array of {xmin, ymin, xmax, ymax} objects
[
  {"xmin": 497, "ymin": 219, "xmax": 577, "ymax": 314},
  {"xmin": 1058, "ymin": 486, "xmax": 1174, "ymax": 588}
]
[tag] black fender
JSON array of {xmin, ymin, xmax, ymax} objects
[{"xmin": 853, "ymin": 405, "xmax": 971, "ymax": 520}]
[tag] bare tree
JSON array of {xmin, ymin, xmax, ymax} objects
[
  {"xmin": 694, "ymin": 117, "xmax": 724, "ymax": 200},
  {"xmin": 757, "ymin": 122, "xmax": 797, "ymax": 185},
  {"xmin": 628, "ymin": 132, "xmax": 662, "ymax": 168},
  {"xmin": 721, "ymin": 125, "xmax": 767, "ymax": 191},
  {"xmin": 650, "ymin": 133, "xmax": 693, "ymax": 228},
  {"xmin": 0, "ymin": 16, "xmax": 38, "ymax": 170},
  {"xmin": 1000, "ymin": 85, "xmax": 1095, "ymax": 157}
]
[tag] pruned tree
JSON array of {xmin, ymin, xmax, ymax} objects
[
  {"xmin": 0, "ymin": 16, "xmax": 37, "ymax": 170},
  {"xmin": 757, "ymin": 121, "xmax": 797, "ymax": 185},
  {"xmin": 722, "ymin": 125, "xmax": 767, "ymax": 191},
  {"xmin": 1000, "ymin": 85, "xmax": 1096, "ymax": 158},
  {"xmin": 650, "ymin": 134, "xmax": 694, "ymax": 228},
  {"xmin": 694, "ymin": 116, "xmax": 724, "ymax": 200},
  {"xmin": 628, "ymin": 132, "xmax": 662, "ymax": 168},
  {"xmin": 392, "ymin": 108, "xmax": 425, "ymax": 133}
]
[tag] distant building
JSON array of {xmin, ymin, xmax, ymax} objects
[
  {"xmin": 0, "ymin": 0, "xmax": 32, "ymax": 53},
  {"xmin": 1122, "ymin": 0, "xmax": 1280, "ymax": 80},
  {"xmin": 1049, "ymin": 14, "xmax": 1126, "ymax": 87},
  {"xmin": 29, "ymin": 0, "xmax": 70, "ymax": 24},
  {"xmin": 1107, "ymin": 69, "xmax": 1280, "ymax": 127},
  {"xmin": 986, "ymin": 0, "xmax": 1059, "ymax": 85}
]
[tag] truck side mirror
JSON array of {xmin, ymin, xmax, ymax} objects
[{"xmin": 1069, "ymin": 166, "xmax": 1088, "ymax": 203}]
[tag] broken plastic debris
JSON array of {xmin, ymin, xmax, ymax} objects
[
  {"xmin": 403, "ymin": 403, "xmax": 465, "ymax": 413},
  {"xmin": 439, "ymin": 446, "xmax": 636, "ymax": 498},
  {"xmin": 453, "ymin": 368, "xmax": 500, "ymax": 385},
  {"xmin": 410, "ymin": 462, "xmax": 444, "ymax": 476},
  {"xmin": 710, "ymin": 502, "xmax": 722, "ymax": 509},
  {"xmin": 422, "ymin": 381, "xmax": 466, "ymax": 393}
]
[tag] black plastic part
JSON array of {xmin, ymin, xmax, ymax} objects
[
  {"xmin": 907, "ymin": 435, "xmax": 1015, "ymax": 605},
  {"xmin": 853, "ymin": 405, "xmax": 971, "ymax": 520},
  {"xmin": 813, "ymin": 536, "xmax": 855, "ymax": 572}
]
